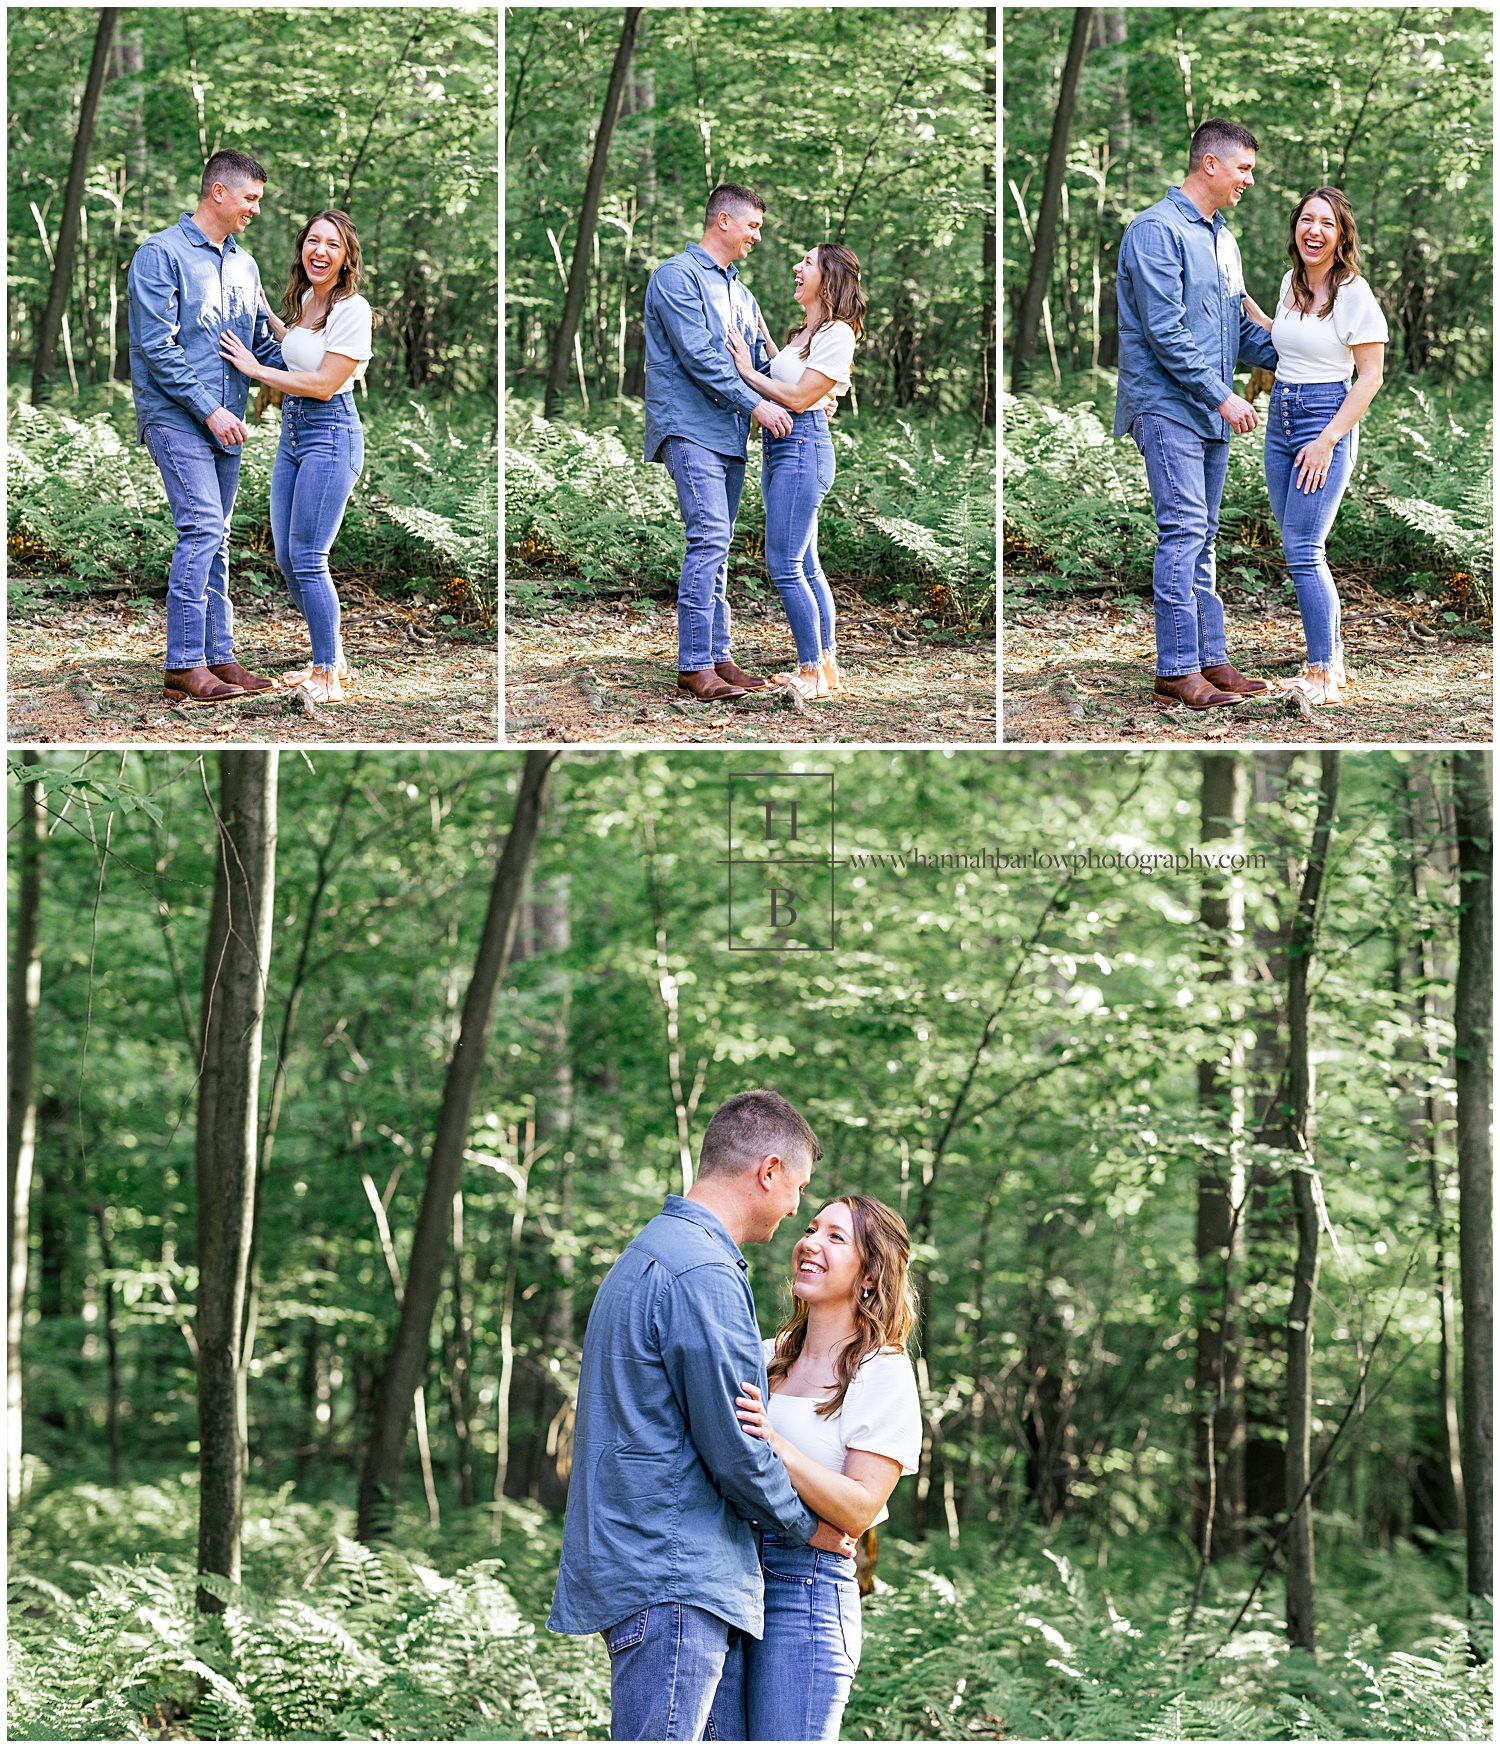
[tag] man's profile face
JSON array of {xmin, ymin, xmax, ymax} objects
[
  {"xmin": 213, "ymin": 179, "xmax": 264, "ymax": 233},
  {"xmin": 1205, "ymin": 150, "xmax": 1256, "ymax": 209},
  {"xmin": 717, "ymin": 207, "xmax": 764, "ymax": 260},
  {"xmin": 752, "ymin": 1146, "xmax": 814, "ymax": 1241}
]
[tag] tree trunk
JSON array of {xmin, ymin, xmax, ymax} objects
[
  {"xmin": 195, "ymin": 753, "xmax": 279, "ymax": 1613},
  {"xmin": 92, "ymin": 1203, "xmax": 123, "ymax": 1485},
  {"xmin": 978, "ymin": 7, "xmax": 996, "ymax": 428},
  {"xmin": 31, "ymin": 8, "xmax": 118, "ymax": 404},
  {"xmin": 1193, "ymin": 755, "xmax": 1247, "ymax": 1563},
  {"xmin": 1009, "ymin": 8, "xmax": 1092, "ymax": 392},
  {"xmin": 544, "ymin": 8, "xmax": 643, "ymax": 419},
  {"xmin": 448, "ymin": 1190, "xmax": 475, "ymax": 1508},
  {"xmin": 1283, "ymin": 752, "xmax": 1340, "ymax": 1654},
  {"xmin": 1451, "ymin": 751, "xmax": 1492, "ymax": 1612},
  {"xmin": 8, "ymin": 755, "xmax": 44, "ymax": 1507},
  {"xmin": 356, "ymin": 753, "xmax": 557, "ymax": 1542}
]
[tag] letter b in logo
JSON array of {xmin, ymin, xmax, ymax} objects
[{"xmin": 768, "ymin": 887, "xmax": 798, "ymax": 928}]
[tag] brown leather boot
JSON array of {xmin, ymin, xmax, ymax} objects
[
  {"xmin": 1201, "ymin": 661, "xmax": 1269, "ymax": 696},
  {"xmin": 1153, "ymin": 672, "xmax": 1241, "ymax": 711},
  {"xmin": 676, "ymin": 667, "xmax": 747, "ymax": 701},
  {"xmin": 208, "ymin": 660, "xmax": 277, "ymax": 694},
  {"xmin": 714, "ymin": 659, "xmax": 768, "ymax": 691},
  {"xmin": 163, "ymin": 666, "xmax": 247, "ymax": 705}
]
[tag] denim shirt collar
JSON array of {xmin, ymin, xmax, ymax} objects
[
  {"xmin": 684, "ymin": 240, "xmax": 740, "ymax": 283},
  {"xmin": 1164, "ymin": 185, "xmax": 1222, "ymax": 238},
  {"xmin": 660, "ymin": 1194, "xmax": 748, "ymax": 1272},
  {"xmin": 177, "ymin": 213, "xmax": 238, "ymax": 257}
]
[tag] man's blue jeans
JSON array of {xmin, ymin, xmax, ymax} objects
[
  {"xmin": 603, "ymin": 1601, "xmax": 733, "ymax": 1740},
  {"xmin": 143, "ymin": 422, "xmax": 241, "ymax": 670},
  {"xmin": 762, "ymin": 411, "xmax": 837, "ymax": 667},
  {"xmin": 270, "ymin": 395, "xmax": 364, "ymax": 669},
  {"xmin": 708, "ymin": 1534, "xmax": 860, "ymax": 1741},
  {"xmin": 1130, "ymin": 412, "xmax": 1231, "ymax": 678},
  {"xmin": 660, "ymin": 437, "xmax": 745, "ymax": 672},
  {"xmin": 1263, "ymin": 381, "xmax": 1355, "ymax": 671}
]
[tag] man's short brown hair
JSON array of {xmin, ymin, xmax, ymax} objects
[
  {"xmin": 202, "ymin": 149, "xmax": 268, "ymax": 197},
  {"xmin": 1188, "ymin": 120, "xmax": 1259, "ymax": 174},
  {"xmin": 705, "ymin": 182, "xmax": 766, "ymax": 228},
  {"xmin": 697, "ymin": 1089, "xmax": 820, "ymax": 1178}
]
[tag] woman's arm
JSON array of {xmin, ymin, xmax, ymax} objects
[
  {"xmin": 725, "ymin": 328, "xmax": 835, "ymax": 413},
  {"xmin": 757, "ymin": 309, "xmax": 780, "ymax": 360},
  {"xmin": 1242, "ymin": 293, "xmax": 1273, "ymax": 334},
  {"xmin": 220, "ymin": 330, "xmax": 358, "ymax": 401},
  {"xmin": 1293, "ymin": 340, "xmax": 1384, "ymax": 492},
  {"xmin": 736, "ymin": 1383, "xmax": 902, "ymax": 1538}
]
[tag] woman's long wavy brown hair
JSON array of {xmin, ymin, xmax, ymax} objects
[
  {"xmin": 767, "ymin": 1196, "xmax": 918, "ymax": 1418},
  {"xmin": 1286, "ymin": 186, "xmax": 1361, "ymax": 318},
  {"xmin": 789, "ymin": 243, "xmax": 867, "ymax": 357},
  {"xmin": 280, "ymin": 209, "xmax": 364, "ymax": 332}
]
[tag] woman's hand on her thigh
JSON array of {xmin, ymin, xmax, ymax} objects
[{"xmin": 1294, "ymin": 432, "xmax": 1338, "ymax": 493}]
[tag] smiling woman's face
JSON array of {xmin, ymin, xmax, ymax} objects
[
  {"xmin": 792, "ymin": 1199, "xmax": 867, "ymax": 1307},
  {"xmin": 302, "ymin": 220, "xmax": 347, "ymax": 288},
  {"xmin": 793, "ymin": 247, "xmax": 823, "ymax": 306},
  {"xmin": 1295, "ymin": 197, "xmax": 1340, "ymax": 268}
]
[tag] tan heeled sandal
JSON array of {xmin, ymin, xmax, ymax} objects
[
  {"xmin": 280, "ymin": 657, "xmax": 357, "ymax": 693},
  {"xmin": 287, "ymin": 665, "xmax": 347, "ymax": 705},
  {"xmin": 820, "ymin": 653, "xmax": 846, "ymax": 696},
  {"xmin": 1276, "ymin": 663, "xmax": 1344, "ymax": 707},
  {"xmin": 773, "ymin": 663, "xmax": 831, "ymax": 701}
]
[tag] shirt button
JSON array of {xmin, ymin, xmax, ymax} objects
[{"xmin": 806, "ymin": 1578, "xmax": 813, "ymax": 1586}]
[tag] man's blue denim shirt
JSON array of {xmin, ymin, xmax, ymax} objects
[
  {"xmin": 127, "ymin": 215, "xmax": 284, "ymax": 452},
  {"xmin": 1114, "ymin": 186, "xmax": 1278, "ymax": 443},
  {"xmin": 642, "ymin": 241, "xmax": 771, "ymax": 464},
  {"xmin": 548, "ymin": 1195, "xmax": 818, "ymax": 1640}
]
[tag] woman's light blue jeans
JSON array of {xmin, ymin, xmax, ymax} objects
[
  {"xmin": 269, "ymin": 393, "xmax": 364, "ymax": 669},
  {"xmin": 761, "ymin": 410, "xmax": 837, "ymax": 667},
  {"xmin": 708, "ymin": 1533, "xmax": 861, "ymax": 1741},
  {"xmin": 1263, "ymin": 380, "xmax": 1356, "ymax": 671}
]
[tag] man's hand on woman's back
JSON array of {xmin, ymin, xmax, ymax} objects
[{"xmin": 809, "ymin": 1519, "xmax": 858, "ymax": 1556}]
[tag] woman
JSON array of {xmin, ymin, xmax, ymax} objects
[
  {"xmin": 1243, "ymin": 186, "xmax": 1387, "ymax": 706},
  {"xmin": 220, "ymin": 209, "xmax": 373, "ymax": 705},
  {"xmin": 726, "ymin": 243, "xmax": 865, "ymax": 701},
  {"xmin": 713, "ymin": 1196, "xmax": 921, "ymax": 1741}
]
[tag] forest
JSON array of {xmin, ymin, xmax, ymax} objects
[
  {"xmin": 6, "ymin": 746, "xmax": 1492, "ymax": 1740},
  {"xmin": 1002, "ymin": 7, "xmax": 1492, "ymax": 639},
  {"xmin": 7, "ymin": 8, "xmax": 498, "ymax": 612},
  {"xmin": 505, "ymin": 6, "xmax": 996, "ymax": 624}
]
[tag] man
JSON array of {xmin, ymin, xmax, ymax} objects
[
  {"xmin": 642, "ymin": 184, "xmax": 794, "ymax": 704},
  {"xmin": 548, "ymin": 1089, "xmax": 853, "ymax": 1740},
  {"xmin": 128, "ymin": 149, "xmax": 286, "ymax": 705},
  {"xmin": 1115, "ymin": 119, "xmax": 1279, "ymax": 711}
]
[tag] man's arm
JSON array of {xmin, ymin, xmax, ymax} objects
[
  {"xmin": 1237, "ymin": 305, "xmax": 1278, "ymax": 373},
  {"xmin": 249, "ymin": 275, "xmax": 285, "ymax": 368},
  {"xmin": 655, "ymin": 1264, "xmax": 819, "ymax": 1545},
  {"xmin": 1123, "ymin": 223, "xmax": 1235, "ymax": 412},
  {"xmin": 128, "ymin": 246, "xmax": 224, "ymax": 424},
  {"xmin": 650, "ymin": 266, "xmax": 765, "ymax": 417}
]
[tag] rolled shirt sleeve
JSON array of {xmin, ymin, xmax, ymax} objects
[
  {"xmin": 656, "ymin": 1263, "xmax": 819, "ymax": 1544},
  {"xmin": 127, "ymin": 244, "xmax": 224, "ymax": 423},
  {"xmin": 1124, "ymin": 221, "xmax": 1234, "ymax": 412},
  {"xmin": 651, "ymin": 264, "xmax": 765, "ymax": 417}
]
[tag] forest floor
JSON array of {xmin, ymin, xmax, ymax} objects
[
  {"xmin": 1002, "ymin": 583, "xmax": 1492, "ymax": 744},
  {"xmin": 504, "ymin": 588, "xmax": 997, "ymax": 744},
  {"xmin": 7, "ymin": 578, "xmax": 499, "ymax": 745}
]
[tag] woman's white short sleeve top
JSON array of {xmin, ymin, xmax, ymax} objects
[
  {"xmin": 1269, "ymin": 272, "xmax": 1388, "ymax": 384},
  {"xmin": 767, "ymin": 319, "xmax": 857, "ymax": 395},
  {"xmin": 281, "ymin": 292, "xmax": 374, "ymax": 391},
  {"xmin": 762, "ymin": 1339, "xmax": 922, "ymax": 1526}
]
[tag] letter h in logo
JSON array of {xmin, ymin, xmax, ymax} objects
[{"xmin": 724, "ymin": 772, "xmax": 835, "ymax": 951}]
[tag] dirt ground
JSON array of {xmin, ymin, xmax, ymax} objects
[
  {"xmin": 1002, "ymin": 585, "xmax": 1492, "ymax": 744},
  {"xmin": 503, "ymin": 588, "xmax": 997, "ymax": 744},
  {"xmin": 7, "ymin": 579, "xmax": 498, "ymax": 745}
]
